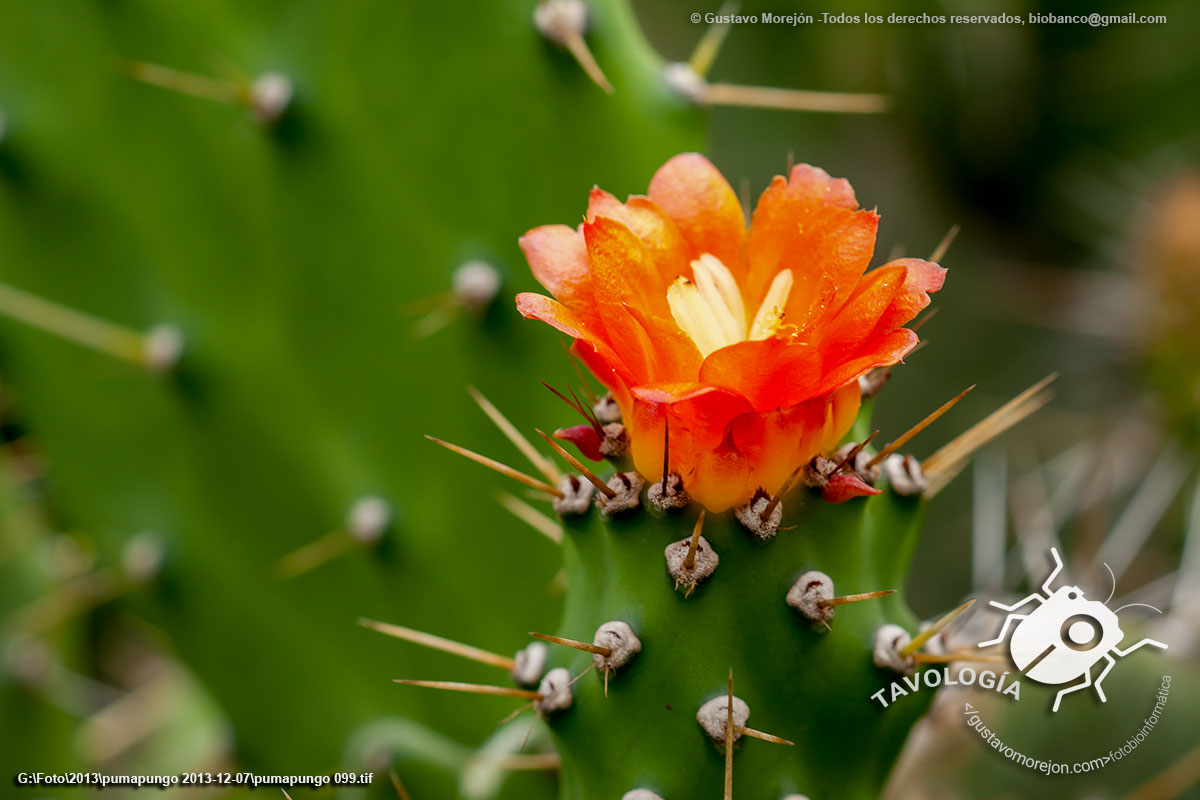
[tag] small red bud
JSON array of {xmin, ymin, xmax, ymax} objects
[
  {"xmin": 554, "ymin": 424, "xmax": 605, "ymax": 461},
  {"xmin": 822, "ymin": 473, "xmax": 882, "ymax": 504}
]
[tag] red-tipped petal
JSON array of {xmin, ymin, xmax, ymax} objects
[
  {"xmin": 822, "ymin": 472, "xmax": 883, "ymax": 503},
  {"xmin": 554, "ymin": 424, "xmax": 605, "ymax": 462},
  {"xmin": 648, "ymin": 153, "xmax": 746, "ymax": 276},
  {"xmin": 871, "ymin": 258, "xmax": 947, "ymax": 333}
]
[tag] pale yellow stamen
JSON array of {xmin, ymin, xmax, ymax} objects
[
  {"xmin": 691, "ymin": 253, "xmax": 745, "ymax": 344},
  {"xmin": 667, "ymin": 254, "xmax": 793, "ymax": 357},
  {"xmin": 748, "ymin": 269, "xmax": 793, "ymax": 341},
  {"xmin": 667, "ymin": 277, "xmax": 728, "ymax": 357}
]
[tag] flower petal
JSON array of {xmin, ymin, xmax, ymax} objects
[
  {"xmin": 688, "ymin": 438, "xmax": 754, "ymax": 513},
  {"xmin": 622, "ymin": 302, "xmax": 703, "ymax": 383},
  {"xmin": 815, "ymin": 328, "xmax": 918, "ymax": 396},
  {"xmin": 629, "ymin": 382, "xmax": 754, "ymax": 431},
  {"xmin": 586, "ymin": 189, "xmax": 692, "ymax": 280},
  {"xmin": 519, "ymin": 155, "xmax": 946, "ymax": 513},
  {"xmin": 722, "ymin": 392, "xmax": 859, "ymax": 506},
  {"xmin": 745, "ymin": 164, "xmax": 878, "ymax": 330},
  {"xmin": 515, "ymin": 291, "xmax": 595, "ymax": 339},
  {"xmin": 518, "ymin": 225, "xmax": 602, "ymax": 332},
  {"xmin": 571, "ymin": 339, "xmax": 632, "ymax": 410},
  {"xmin": 818, "ymin": 383, "xmax": 863, "ymax": 452},
  {"xmin": 814, "ymin": 264, "xmax": 907, "ymax": 361},
  {"xmin": 584, "ymin": 216, "xmax": 680, "ymax": 382},
  {"xmin": 628, "ymin": 382, "xmax": 753, "ymax": 455},
  {"xmin": 515, "ymin": 292, "xmax": 632, "ymax": 382},
  {"xmin": 790, "ymin": 164, "xmax": 860, "ymax": 209},
  {"xmin": 629, "ymin": 381, "xmax": 715, "ymax": 404},
  {"xmin": 788, "ymin": 207, "xmax": 880, "ymax": 334},
  {"xmin": 699, "ymin": 338, "xmax": 822, "ymax": 411},
  {"xmin": 871, "ymin": 258, "xmax": 946, "ymax": 333},
  {"xmin": 625, "ymin": 383, "xmax": 757, "ymax": 512},
  {"xmin": 648, "ymin": 153, "xmax": 746, "ymax": 276}
]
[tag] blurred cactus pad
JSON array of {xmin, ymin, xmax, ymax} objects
[{"xmin": 0, "ymin": 1, "xmax": 703, "ymax": 797}]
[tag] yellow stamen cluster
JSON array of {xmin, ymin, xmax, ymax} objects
[{"xmin": 667, "ymin": 254, "xmax": 793, "ymax": 357}]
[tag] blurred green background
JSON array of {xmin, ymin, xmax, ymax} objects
[{"xmin": 0, "ymin": 1, "xmax": 1197, "ymax": 798}]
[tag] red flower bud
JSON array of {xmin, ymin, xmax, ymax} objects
[
  {"xmin": 554, "ymin": 424, "xmax": 604, "ymax": 462},
  {"xmin": 822, "ymin": 473, "xmax": 883, "ymax": 504}
]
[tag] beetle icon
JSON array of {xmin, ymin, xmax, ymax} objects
[{"xmin": 979, "ymin": 548, "xmax": 1167, "ymax": 711}]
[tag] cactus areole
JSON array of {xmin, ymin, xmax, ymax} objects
[{"xmin": 502, "ymin": 154, "xmax": 947, "ymax": 799}]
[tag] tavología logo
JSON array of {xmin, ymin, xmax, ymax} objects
[{"xmin": 978, "ymin": 547, "xmax": 1167, "ymax": 711}]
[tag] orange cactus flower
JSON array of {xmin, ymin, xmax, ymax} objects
[{"xmin": 516, "ymin": 154, "xmax": 945, "ymax": 512}]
